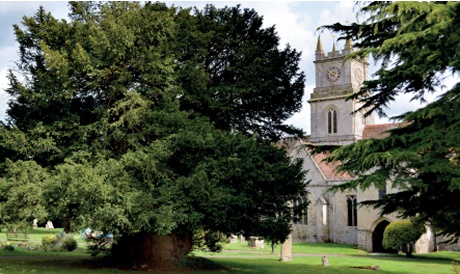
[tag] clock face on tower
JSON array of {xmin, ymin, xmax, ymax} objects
[{"xmin": 326, "ymin": 66, "xmax": 341, "ymax": 82}]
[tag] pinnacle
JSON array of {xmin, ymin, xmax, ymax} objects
[{"xmin": 316, "ymin": 36, "xmax": 324, "ymax": 52}]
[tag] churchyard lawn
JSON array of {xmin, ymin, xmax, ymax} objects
[{"xmin": 0, "ymin": 230, "xmax": 458, "ymax": 273}]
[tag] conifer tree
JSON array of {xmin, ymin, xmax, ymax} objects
[
  {"xmin": 320, "ymin": 1, "xmax": 460, "ymax": 240},
  {"xmin": 2, "ymin": 1, "xmax": 307, "ymax": 266}
]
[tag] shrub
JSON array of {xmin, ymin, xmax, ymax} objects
[
  {"xmin": 42, "ymin": 232, "xmax": 78, "ymax": 252},
  {"xmin": 4, "ymin": 242, "xmax": 14, "ymax": 252},
  {"xmin": 62, "ymin": 236, "xmax": 78, "ymax": 251},
  {"xmin": 42, "ymin": 234, "xmax": 57, "ymax": 251},
  {"xmin": 193, "ymin": 229, "xmax": 228, "ymax": 252},
  {"xmin": 382, "ymin": 220, "xmax": 425, "ymax": 257}
]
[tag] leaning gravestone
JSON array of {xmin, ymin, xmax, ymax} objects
[{"xmin": 45, "ymin": 221, "xmax": 54, "ymax": 230}]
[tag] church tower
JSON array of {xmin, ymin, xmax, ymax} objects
[{"xmin": 309, "ymin": 37, "xmax": 373, "ymax": 145}]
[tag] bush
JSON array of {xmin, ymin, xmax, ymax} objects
[
  {"xmin": 4, "ymin": 242, "xmax": 14, "ymax": 252},
  {"xmin": 62, "ymin": 236, "xmax": 78, "ymax": 251},
  {"xmin": 382, "ymin": 220, "xmax": 425, "ymax": 257},
  {"xmin": 192, "ymin": 229, "xmax": 229, "ymax": 253},
  {"xmin": 42, "ymin": 232, "xmax": 78, "ymax": 252},
  {"xmin": 42, "ymin": 234, "xmax": 57, "ymax": 251}
]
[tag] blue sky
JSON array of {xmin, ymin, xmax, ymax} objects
[{"xmin": 0, "ymin": 1, "xmax": 433, "ymax": 134}]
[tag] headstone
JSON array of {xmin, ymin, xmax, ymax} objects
[
  {"xmin": 279, "ymin": 234, "xmax": 292, "ymax": 261},
  {"xmin": 322, "ymin": 255, "xmax": 329, "ymax": 266},
  {"xmin": 32, "ymin": 219, "xmax": 38, "ymax": 229},
  {"xmin": 248, "ymin": 236, "xmax": 264, "ymax": 248},
  {"xmin": 229, "ymin": 234, "xmax": 238, "ymax": 243},
  {"xmin": 240, "ymin": 235, "xmax": 246, "ymax": 243},
  {"xmin": 45, "ymin": 220, "xmax": 54, "ymax": 230}
]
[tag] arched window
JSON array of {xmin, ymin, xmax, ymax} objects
[
  {"xmin": 327, "ymin": 108, "xmax": 337, "ymax": 134},
  {"xmin": 347, "ymin": 195, "xmax": 358, "ymax": 226},
  {"xmin": 293, "ymin": 197, "xmax": 308, "ymax": 225}
]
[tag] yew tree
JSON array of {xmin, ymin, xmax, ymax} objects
[
  {"xmin": 2, "ymin": 1, "xmax": 307, "ymax": 266},
  {"xmin": 320, "ymin": 2, "xmax": 460, "ymax": 240}
]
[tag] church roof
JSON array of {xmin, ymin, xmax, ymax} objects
[
  {"xmin": 311, "ymin": 151, "xmax": 353, "ymax": 180},
  {"xmin": 283, "ymin": 122, "xmax": 409, "ymax": 181},
  {"xmin": 363, "ymin": 122, "xmax": 408, "ymax": 139},
  {"xmin": 296, "ymin": 122, "xmax": 408, "ymax": 181},
  {"xmin": 299, "ymin": 139, "xmax": 352, "ymax": 180}
]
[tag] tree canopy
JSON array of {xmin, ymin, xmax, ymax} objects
[
  {"xmin": 175, "ymin": 4, "xmax": 305, "ymax": 141},
  {"xmin": 1, "ymin": 1, "xmax": 308, "ymax": 265},
  {"xmin": 320, "ymin": 1, "xmax": 460, "ymax": 240}
]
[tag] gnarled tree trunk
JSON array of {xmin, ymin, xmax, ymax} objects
[{"xmin": 111, "ymin": 231, "xmax": 193, "ymax": 267}]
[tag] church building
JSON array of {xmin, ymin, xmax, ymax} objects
[{"xmin": 284, "ymin": 37, "xmax": 435, "ymax": 253}]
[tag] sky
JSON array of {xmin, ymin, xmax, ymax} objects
[{"xmin": 0, "ymin": 1, "xmax": 437, "ymax": 135}]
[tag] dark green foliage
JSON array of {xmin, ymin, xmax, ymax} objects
[
  {"xmin": 0, "ymin": 160, "xmax": 48, "ymax": 228},
  {"xmin": 3, "ymin": 244, "xmax": 14, "ymax": 252},
  {"xmin": 1, "ymin": 1, "xmax": 307, "ymax": 262},
  {"xmin": 42, "ymin": 231, "xmax": 78, "ymax": 252},
  {"xmin": 62, "ymin": 236, "xmax": 78, "ymax": 251},
  {"xmin": 383, "ymin": 220, "xmax": 425, "ymax": 257},
  {"xmin": 322, "ymin": 2, "xmax": 460, "ymax": 118},
  {"xmin": 193, "ymin": 229, "xmax": 229, "ymax": 253},
  {"xmin": 175, "ymin": 4, "xmax": 305, "ymax": 141},
  {"xmin": 56, "ymin": 231, "xmax": 78, "ymax": 251},
  {"xmin": 319, "ymin": 2, "xmax": 460, "ymax": 241}
]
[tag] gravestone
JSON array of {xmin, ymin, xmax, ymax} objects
[
  {"xmin": 32, "ymin": 219, "xmax": 38, "ymax": 229},
  {"xmin": 248, "ymin": 236, "xmax": 264, "ymax": 248},
  {"xmin": 229, "ymin": 234, "xmax": 238, "ymax": 243},
  {"xmin": 279, "ymin": 234, "xmax": 292, "ymax": 261},
  {"xmin": 45, "ymin": 220, "xmax": 54, "ymax": 230},
  {"xmin": 322, "ymin": 255, "xmax": 329, "ymax": 266}
]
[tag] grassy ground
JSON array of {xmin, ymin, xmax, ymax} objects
[
  {"xmin": 0, "ymin": 227, "xmax": 88, "ymax": 257},
  {"xmin": 0, "ymin": 230, "xmax": 459, "ymax": 273}
]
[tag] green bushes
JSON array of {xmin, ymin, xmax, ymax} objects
[
  {"xmin": 193, "ymin": 229, "xmax": 229, "ymax": 252},
  {"xmin": 42, "ymin": 232, "xmax": 78, "ymax": 252},
  {"xmin": 42, "ymin": 234, "xmax": 57, "ymax": 251},
  {"xmin": 383, "ymin": 220, "xmax": 425, "ymax": 257},
  {"xmin": 3, "ymin": 242, "xmax": 14, "ymax": 251},
  {"xmin": 62, "ymin": 236, "xmax": 78, "ymax": 251}
]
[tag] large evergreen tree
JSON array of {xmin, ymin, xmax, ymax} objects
[
  {"xmin": 319, "ymin": 1, "xmax": 460, "ymax": 240},
  {"xmin": 2, "ymin": 1, "xmax": 307, "ymax": 266}
]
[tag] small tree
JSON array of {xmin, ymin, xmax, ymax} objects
[{"xmin": 383, "ymin": 220, "xmax": 425, "ymax": 257}]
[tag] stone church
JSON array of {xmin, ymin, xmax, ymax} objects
[{"xmin": 284, "ymin": 37, "xmax": 436, "ymax": 253}]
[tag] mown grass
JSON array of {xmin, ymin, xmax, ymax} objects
[
  {"xmin": 192, "ymin": 241, "xmax": 368, "ymax": 257},
  {"xmin": 0, "ymin": 230, "xmax": 458, "ymax": 273},
  {"xmin": 193, "ymin": 242, "xmax": 459, "ymax": 274},
  {"xmin": 204, "ymin": 255, "xmax": 457, "ymax": 274}
]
